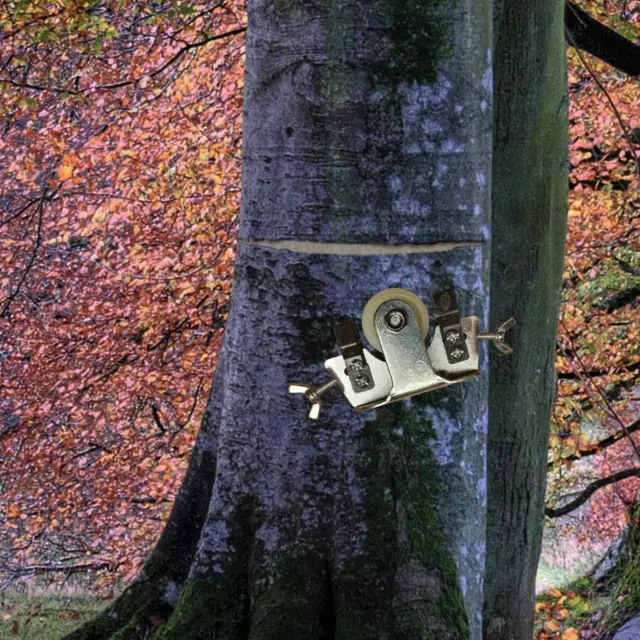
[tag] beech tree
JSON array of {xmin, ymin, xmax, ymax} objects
[{"xmin": 61, "ymin": 0, "xmax": 569, "ymax": 637}]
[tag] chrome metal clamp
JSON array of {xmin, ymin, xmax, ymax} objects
[{"xmin": 290, "ymin": 288, "xmax": 515, "ymax": 419}]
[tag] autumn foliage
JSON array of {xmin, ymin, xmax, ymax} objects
[
  {"xmin": 546, "ymin": 0, "xmax": 640, "ymax": 548},
  {"xmin": 538, "ymin": 0, "xmax": 640, "ymax": 638},
  {"xmin": 0, "ymin": 0, "xmax": 245, "ymax": 590}
]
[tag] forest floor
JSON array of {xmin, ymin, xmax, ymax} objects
[
  {"xmin": 0, "ymin": 583, "xmax": 106, "ymax": 640},
  {"xmin": 534, "ymin": 575, "xmax": 630, "ymax": 640}
]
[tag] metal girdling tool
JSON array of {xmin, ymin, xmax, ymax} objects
[{"xmin": 289, "ymin": 288, "xmax": 516, "ymax": 419}]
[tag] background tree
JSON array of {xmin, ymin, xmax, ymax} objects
[{"xmin": 483, "ymin": 0, "xmax": 568, "ymax": 637}]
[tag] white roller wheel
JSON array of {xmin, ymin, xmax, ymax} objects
[{"xmin": 361, "ymin": 288, "xmax": 429, "ymax": 352}]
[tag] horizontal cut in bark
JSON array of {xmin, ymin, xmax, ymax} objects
[{"xmin": 245, "ymin": 239, "xmax": 486, "ymax": 255}]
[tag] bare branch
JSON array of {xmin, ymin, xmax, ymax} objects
[
  {"xmin": 546, "ymin": 467, "xmax": 640, "ymax": 518},
  {"xmin": 550, "ymin": 417, "xmax": 640, "ymax": 468},
  {"xmin": 0, "ymin": 26, "xmax": 246, "ymax": 95},
  {"xmin": 0, "ymin": 186, "xmax": 47, "ymax": 317}
]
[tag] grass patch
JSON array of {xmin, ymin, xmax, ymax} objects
[{"xmin": 0, "ymin": 586, "xmax": 104, "ymax": 639}]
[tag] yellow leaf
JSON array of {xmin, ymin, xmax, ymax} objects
[
  {"xmin": 562, "ymin": 628, "xmax": 579, "ymax": 640},
  {"xmin": 179, "ymin": 285, "xmax": 196, "ymax": 299},
  {"xmin": 57, "ymin": 165, "xmax": 73, "ymax": 180},
  {"xmin": 568, "ymin": 199, "xmax": 582, "ymax": 217}
]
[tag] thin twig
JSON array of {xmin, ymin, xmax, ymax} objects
[
  {"xmin": 546, "ymin": 466, "xmax": 640, "ymax": 518},
  {"xmin": 560, "ymin": 318, "xmax": 640, "ymax": 464},
  {"xmin": 0, "ymin": 186, "xmax": 47, "ymax": 317}
]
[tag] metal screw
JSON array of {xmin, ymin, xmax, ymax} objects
[
  {"xmin": 445, "ymin": 329, "xmax": 461, "ymax": 344},
  {"xmin": 385, "ymin": 309, "xmax": 406, "ymax": 331},
  {"xmin": 353, "ymin": 374, "xmax": 370, "ymax": 390},
  {"xmin": 348, "ymin": 359, "xmax": 364, "ymax": 373},
  {"xmin": 450, "ymin": 347, "xmax": 465, "ymax": 360},
  {"xmin": 478, "ymin": 317, "xmax": 516, "ymax": 355},
  {"xmin": 289, "ymin": 378, "xmax": 339, "ymax": 420},
  {"xmin": 305, "ymin": 378, "xmax": 339, "ymax": 403}
]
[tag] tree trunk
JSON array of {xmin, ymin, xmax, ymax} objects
[
  {"xmin": 68, "ymin": 0, "xmax": 497, "ymax": 638},
  {"xmin": 483, "ymin": 0, "xmax": 568, "ymax": 638}
]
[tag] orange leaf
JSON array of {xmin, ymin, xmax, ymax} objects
[
  {"xmin": 7, "ymin": 504, "xmax": 20, "ymax": 519},
  {"xmin": 562, "ymin": 628, "xmax": 579, "ymax": 640},
  {"xmin": 57, "ymin": 165, "xmax": 73, "ymax": 180}
]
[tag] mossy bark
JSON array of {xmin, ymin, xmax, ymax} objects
[
  {"xmin": 483, "ymin": 0, "xmax": 568, "ymax": 638},
  {"xmin": 68, "ymin": 0, "xmax": 494, "ymax": 637}
]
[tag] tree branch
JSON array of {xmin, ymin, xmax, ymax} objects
[
  {"xmin": 3, "ymin": 560, "xmax": 115, "ymax": 577},
  {"xmin": 565, "ymin": 0, "xmax": 640, "ymax": 77},
  {"xmin": 550, "ymin": 417, "xmax": 640, "ymax": 467},
  {"xmin": 151, "ymin": 403, "xmax": 166, "ymax": 434},
  {"xmin": 0, "ymin": 26, "xmax": 246, "ymax": 95},
  {"xmin": 557, "ymin": 359, "xmax": 640, "ymax": 380},
  {"xmin": 593, "ymin": 285, "xmax": 640, "ymax": 312},
  {"xmin": 546, "ymin": 466, "xmax": 640, "ymax": 518},
  {"xmin": 0, "ymin": 186, "xmax": 47, "ymax": 317},
  {"xmin": 560, "ymin": 319, "xmax": 640, "ymax": 463},
  {"xmin": 613, "ymin": 255, "xmax": 640, "ymax": 277},
  {"xmin": 564, "ymin": 8, "xmax": 640, "ymax": 182}
]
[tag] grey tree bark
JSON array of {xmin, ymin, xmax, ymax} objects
[
  {"xmin": 65, "ymin": 0, "xmax": 564, "ymax": 637},
  {"xmin": 483, "ymin": 0, "xmax": 568, "ymax": 638}
]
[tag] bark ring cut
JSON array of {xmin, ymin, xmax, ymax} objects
[{"xmin": 289, "ymin": 288, "xmax": 516, "ymax": 419}]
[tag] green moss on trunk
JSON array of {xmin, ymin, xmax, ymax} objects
[
  {"xmin": 154, "ymin": 497, "xmax": 256, "ymax": 640},
  {"xmin": 248, "ymin": 552, "xmax": 330, "ymax": 639},
  {"xmin": 64, "ymin": 574, "xmax": 173, "ymax": 640},
  {"xmin": 377, "ymin": 0, "xmax": 454, "ymax": 84},
  {"xmin": 335, "ymin": 402, "xmax": 468, "ymax": 639}
]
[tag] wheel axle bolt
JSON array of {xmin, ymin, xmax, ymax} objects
[{"xmin": 385, "ymin": 309, "xmax": 406, "ymax": 331}]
